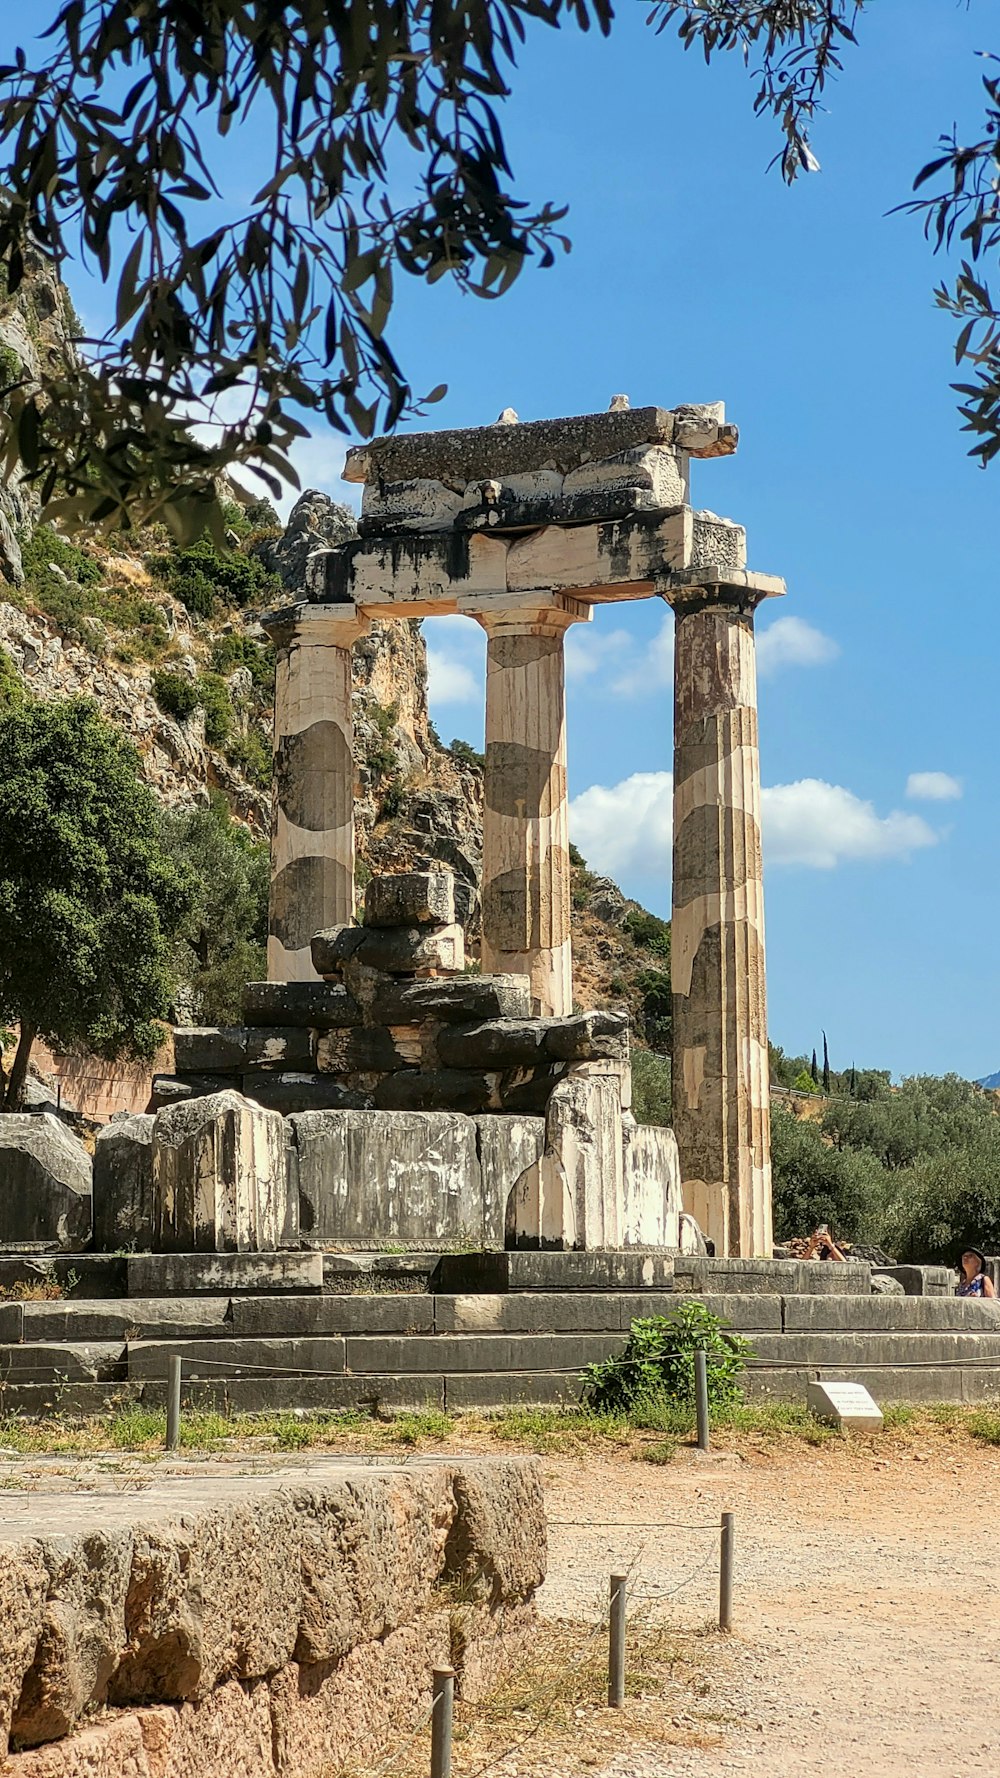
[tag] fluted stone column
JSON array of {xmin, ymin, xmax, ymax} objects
[
  {"xmin": 263, "ymin": 602, "xmax": 370, "ymax": 982},
  {"xmin": 472, "ymin": 596, "xmax": 589, "ymax": 1017},
  {"xmin": 668, "ymin": 582, "xmax": 772, "ymax": 1258}
]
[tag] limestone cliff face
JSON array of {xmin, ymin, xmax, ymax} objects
[{"xmin": 0, "ymin": 262, "xmax": 660, "ymax": 1022}]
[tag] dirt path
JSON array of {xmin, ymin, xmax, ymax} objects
[{"xmin": 531, "ymin": 1439, "xmax": 1000, "ymax": 1777}]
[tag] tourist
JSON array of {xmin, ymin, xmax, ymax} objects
[
  {"xmin": 956, "ymin": 1248, "xmax": 996, "ymax": 1298},
  {"xmin": 803, "ymin": 1224, "xmax": 847, "ymax": 1263}
]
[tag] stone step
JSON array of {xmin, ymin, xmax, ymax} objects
[
  {"xmin": 782, "ymin": 1295, "xmax": 1000, "ymax": 1333},
  {"xmin": 434, "ymin": 1251, "xmax": 676, "ymax": 1293},
  {"xmin": 0, "ymin": 1343, "xmax": 126, "ymax": 1382},
  {"xmin": 125, "ymin": 1252, "xmax": 324, "ymax": 1296},
  {"xmin": 17, "ymin": 1298, "xmax": 234, "ymax": 1343},
  {"xmin": 675, "ymin": 1258, "xmax": 872, "ymax": 1296},
  {"xmin": 751, "ymin": 1331, "xmax": 1000, "ymax": 1365}
]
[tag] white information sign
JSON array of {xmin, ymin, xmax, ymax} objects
[{"xmin": 806, "ymin": 1379, "xmax": 883, "ymax": 1428}]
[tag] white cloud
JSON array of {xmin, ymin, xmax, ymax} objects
[
  {"xmin": 756, "ymin": 616, "xmax": 839, "ymax": 677},
  {"xmin": 565, "ymin": 624, "xmax": 633, "ymax": 684},
  {"xmin": 610, "ymin": 613, "xmax": 674, "ymax": 695},
  {"xmin": 762, "ymin": 780, "xmax": 938, "ymax": 869},
  {"xmin": 424, "ymin": 613, "xmax": 486, "ymax": 708},
  {"xmin": 906, "ymin": 771, "xmax": 963, "ymax": 803},
  {"xmin": 426, "ymin": 650, "xmax": 480, "ymax": 704},
  {"xmin": 569, "ymin": 771, "xmax": 940, "ymax": 880}
]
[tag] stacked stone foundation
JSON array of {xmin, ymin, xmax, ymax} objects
[{"xmin": 143, "ymin": 867, "xmax": 680, "ymax": 1255}]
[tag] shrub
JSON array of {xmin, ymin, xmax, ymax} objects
[
  {"xmin": 635, "ymin": 966, "xmax": 671, "ymax": 1050},
  {"xmin": 582, "ymin": 1302, "xmax": 753, "ymax": 1414},
  {"xmin": 624, "ymin": 907, "xmax": 671, "ymax": 958},
  {"xmin": 226, "ymin": 726, "xmax": 272, "ymax": 788},
  {"xmin": 770, "ymin": 1105, "xmax": 886, "ymax": 1243},
  {"xmin": 22, "ymin": 525, "xmax": 102, "ymax": 592},
  {"xmin": 450, "ymin": 737, "xmax": 485, "ymax": 771},
  {"xmin": 196, "ymin": 673, "xmax": 234, "ymax": 746},
  {"xmin": 210, "ymin": 632, "xmax": 274, "ymax": 693},
  {"xmin": 631, "ymin": 1049, "xmax": 672, "ymax": 1126},
  {"xmin": 378, "ymin": 775, "xmax": 406, "ymax": 820},
  {"xmin": 0, "ymin": 646, "xmax": 23, "ymax": 709},
  {"xmin": 152, "ymin": 670, "xmax": 199, "ymax": 721},
  {"xmin": 149, "ymin": 535, "xmax": 278, "ymax": 617}
]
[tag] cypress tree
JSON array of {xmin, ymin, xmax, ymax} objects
[
  {"xmin": 811, "ymin": 1047, "xmax": 819, "ymax": 1088},
  {"xmin": 822, "ymin": 1031, "xmax": 831, "ymax": 1094}
]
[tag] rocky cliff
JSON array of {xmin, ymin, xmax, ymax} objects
[{"xmin": 0, "ymin": 262, "xmax": 669, "ymax": 1044}]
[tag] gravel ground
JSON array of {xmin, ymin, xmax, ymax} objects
[{"xmin": 526, "ymin": 1438, "xmax": 1000, "ymax": 1777}]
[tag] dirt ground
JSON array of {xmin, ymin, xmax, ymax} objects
[{"xmin": 521, "ymin": 1436, "xmax": 1000, "ymax": 1778}]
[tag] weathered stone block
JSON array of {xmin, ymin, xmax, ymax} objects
[
  {"xmin": 508, "ymin": 1074, "xmax": 624, "ymax": 1251},
  {"xmin": 437, "ymin": 1019, "xmax": 546, "ymax": 1070},
  {"xmin": 544, "ymin": 1009, "xmax": 628, "ymax": 1062},
  {"xmin": 316, "ymin": 1026, "xmax": 407, "ymax": 1074},
  {"xmin": 152, "ymin": 1092, "xmax": 292, "ymax": 1253},
  {"xmin": 310, "ymin": 925, "xmax": 367, "ymax": 979},
  {"xmin": 373, "ymin": 1070, "xmax": 499, "ymax": 1114},
  {"xmin": 291, "ymin": 1108, "xmax": 484, "ymax": 1245},
  {"xmin": 92, "ymin": 1113, "xmax": 154, "ymax": 1252},
  {"xmin": 475, "ymin": 1114, "xmax": 545, "ymax": 1248},
  {"xmin": 364, "ymin": 867, "xmax": 456, "ymax": 929},
  {"xmin": 621, "ymin": 1117, "xmax": 681, "ymax": 1249},
  {"xmin": 230, "ymin": 1294, "xmax": 434, "ymax": 1337},
  {"xmin": 314, "ymin": 922, "xmax": 464, "ymax": 979},
  {"xmin": 241, "ymin": 981, "xmax": 363, "ymax": 1028},
  {"xmin": 242, "ymin": 1072, "xmax": 371, "ymax": 1115},
  {"xmin": 126, "ymin": 1252, "xmax": 323, "ymax": 1295},
  {"xmin": 150, "ymin": 1074, "xmax": 230, "ymax": 1110},
  {"xmin": 498, "ymin": 1067, "xmax": 565, "ymax": 1115},
  {"xmin": 0, "ymin": 1115, "xmax": 92, "ymax": 1249},
  {"xmin": 433, "ymin": 1250, "xmax": 675, "ymax": 1292},
  {"xmin": 21, "ymin": 1298, "xmax": 232, "ymax": 1343},
  {"xmin": 371, "ymin": 975, "xmax": 531, "ymax": 1026},
  {"xmin": 173, "ymin": 1026, "xmax": 315, "ymax": 1074}
]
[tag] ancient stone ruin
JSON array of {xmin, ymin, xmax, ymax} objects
[
  {"xmin": 259, "ymin": 401, "xmax": 784, "ymax": 1257},
  {"xmin": 150, "ymin": 862, "xmax": 681, "ymax": 1254}
]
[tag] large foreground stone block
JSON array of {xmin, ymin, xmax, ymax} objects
[
  {"xmin": 0, "ymin": 1115, "xmax": 92, "ymax": 1249},
  {"xmin": 291, "ymin": 1108, "xmax": 484, "ymax": 1246},
  {"xmin": 92, "ymin": 1114, "xmax": 154, "ymax": 1252},
  {"xmin": 621, "ymin": 1117, "xmax": 681, "ymax": 1248},
  {"xmin": 152, "ymin": 1092, "xmax": 293, "ymax": 1253}
]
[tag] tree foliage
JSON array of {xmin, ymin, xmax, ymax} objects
[
  {"xmin": 0, "ymin": 697, "xmax": 193, "ymax": 1107},
  {"xmin": 158, "ymin": 794, "xmax": 269, "ymax": 1026},
  {"xmin": 771, "ymin": 1073, "xmax": 1000, "ymax": 1265}
]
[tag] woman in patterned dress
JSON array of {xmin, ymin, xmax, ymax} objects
[{"xmin": 956, "ymin": 1248, "xmax": 996, "ymax": 1298}]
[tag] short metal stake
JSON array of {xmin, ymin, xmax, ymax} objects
[
  {"xmin": 608, "ymin": 1573, "xmax": 627, "ymax": 1707},
  {"xmin": 719, "ymin": 1511, "xmax": 735, "ymax": 1632},
  {"xmin": 430, "ymin": 1665, "xmax": 455, "ymax": 1778},
  {"xmin": 166, "ymin": 1355, "xmax": 182, "ymax": 1451},
  {"xmin": 695, "ymin": 1347, "xmax": 710, "ymax": 1452}
]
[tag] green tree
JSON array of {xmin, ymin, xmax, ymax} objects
[
  {"xmin": 159, "ymin": 796, "xmax": 269, "ymax": 1026},
  {"xmin": 770, "ymin": 1105, "xmax": 885, "ymax": 1244},
  {"xmin": 0, "ymin": 697, "xmax": 192, "ymax": 1108},
  {"xmin": 822, "ymin": 1030, "xmax": 831, "ymax": 1094},
  {"xmin": 3, "ymin": 3, "xmax": 999, "ymax": 538}
]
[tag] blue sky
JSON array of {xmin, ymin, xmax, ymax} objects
[{"xmin": 7, "ymin": 2, "xmax": 998, "ymax": 1079}]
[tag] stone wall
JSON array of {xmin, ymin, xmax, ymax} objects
[{"xmin": 0, "ymin": 1453, "xmax": 544, "ymax": 1775}]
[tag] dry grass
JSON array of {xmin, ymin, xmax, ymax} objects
[
  {"xmin": 0, "ymin": 1398, "xmax": 997, "ymax": 1463},
  {"xmin": 332, "ymin": 1612, "xmax": 727, "ymax": 1778}
]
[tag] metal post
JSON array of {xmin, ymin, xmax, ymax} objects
[
  {"xmin": 166, "ymin": 1354, "xmax": 182, "ymax": 1451},
  {"xmin": 430, "ymin": 1665, "xmax": 455, "ymax": 1778},
  {"xmin": 608, "ymin": 1573, "xmax": 627, "ymax": 1707},
  {"xmin": 719, "ymin": 1511, "xmax": 735, "ymax": 1632},
  {"xmin": 695, "ymin": 1347, "xmax": 710, "ymax": 1452}
]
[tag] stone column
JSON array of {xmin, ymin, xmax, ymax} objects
[
  {"xmin": 667, "ymin": 580, "xmax": 772, "ymax": 1258},
  {"xmin": 262, "ymin": 602, "xmax": 370, "ymax": 982},
  {"xmin": 471, "ymin": 596, "xmax": 589, "ymax": 1017}
]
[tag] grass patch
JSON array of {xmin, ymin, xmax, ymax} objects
[
  {"xmin": 636, "ymin": 1437, "xmax": 678, "ymax": 1465},
  {"xmin": 966, "ymin": 1408, "xmax": 1000, "ymax": 1446}
]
